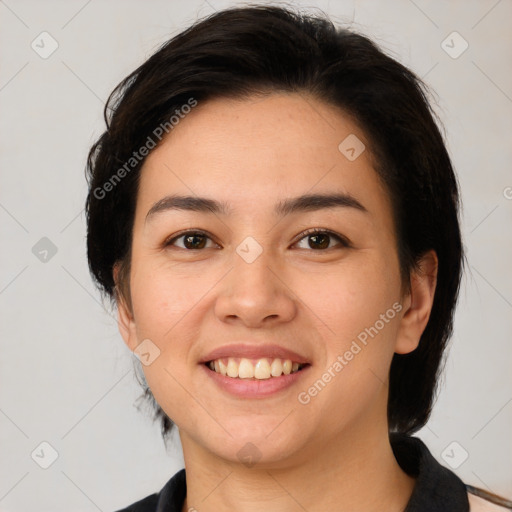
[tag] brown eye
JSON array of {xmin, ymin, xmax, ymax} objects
[
  {"xmin": 165, "ymin": 231, "xmax": 217, "ymax": 250},
  {"xmin": 294, "ymin": 229, "xmax": 350, "ymax": 250}
]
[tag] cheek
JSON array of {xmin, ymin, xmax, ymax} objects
[
  {"xmin": 130, "ymin": 259, "xmax": 206, "ymax": 339},
  {"xmin": 128, "ymin": 263, "xmax": 205, "ymax": 426},
  {"xmin": 295, "ymin": 252, "xmax": 402, "ymax": 411},
  {"xmin": 301, "ymin": 253, "xmax": 402, "ymax": 344},
  {"xmin": 295, "ymin": 275, "xmax": 401, "ymax": 435}
]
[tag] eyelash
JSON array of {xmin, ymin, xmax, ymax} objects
[{"xmin": 164, "ymin": 228, "xmax": 351, "ymax": 251}]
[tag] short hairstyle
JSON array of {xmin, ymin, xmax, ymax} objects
[{"xmin": 85, "ymin": 5, "xmax": 464, "ymax": 438}]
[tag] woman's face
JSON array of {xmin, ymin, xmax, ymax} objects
[{"xmin": 117, "ymin": 93, "xmax": 425, "ymax": 466}]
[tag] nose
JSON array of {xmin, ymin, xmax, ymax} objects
[{"xmin": 213, "ymin": 248, "xmax": 298, "ymax": 328}]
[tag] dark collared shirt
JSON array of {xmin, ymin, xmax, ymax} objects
[{"xmin": 115, "ymin": 433, "xmax": 509, "ymax": 512}]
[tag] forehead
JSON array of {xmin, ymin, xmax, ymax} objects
[{"xmin": 136, "ymin": 93, "xmax": 391, "ymax": 223}]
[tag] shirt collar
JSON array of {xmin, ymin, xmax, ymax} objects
[
  {"xmin": 390, "ymin": 433, "xmax": 469, "ymax": 511},
  {"xmin": 153, "ymin": 434, "xmax": 469, "ymax": 511}
]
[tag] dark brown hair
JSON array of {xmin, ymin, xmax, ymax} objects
[{"xmin": 85, "ymin": 5, "xmax": 464, "ymax": 437}]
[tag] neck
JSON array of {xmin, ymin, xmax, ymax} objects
[{"xmin": 179, "ymin": 406, "xmax": 415, "ymax": 512}]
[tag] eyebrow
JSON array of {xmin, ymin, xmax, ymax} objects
[{"xmin": 145, "ymin": 192, "xmax": 367, "ymax": 222}]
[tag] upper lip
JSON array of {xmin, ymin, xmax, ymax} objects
[{"xmin": 200, "ymin": 343, "xmax": 311, "ymax": 364}]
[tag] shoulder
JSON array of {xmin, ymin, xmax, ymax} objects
[
  {"xmin": 467, "ymin": 487, "xmax": 512, "ymax": 512},
  {"xmin": 113, "ymin": 469, "xmax": 187, "ymax": 512},
  {"xmin": 390, "ymin": 433, "xmax": 512, "ymax": 511}
]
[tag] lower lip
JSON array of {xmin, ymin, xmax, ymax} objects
[{"xmin": 200, "ymin": 363, "xmax": 311, "ymax": 398}]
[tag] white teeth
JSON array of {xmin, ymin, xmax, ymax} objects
[
  {"xmin": 207, "ymin": 357, "xmax": 305, "ymax": 379},
  {"xmin": 254, "ymin": 359, "xmax": 271, "ymax": 379},
  {"xmin": 227, "ymin": 358, "xmax": 238, "ymax": 378},
  {"xmin": 238, "ymin": 358, "xmax": 254, "ymax": 379},
  {"xmin": 270, "ymin": 358, "xmax": 283, "ymax": 377}
]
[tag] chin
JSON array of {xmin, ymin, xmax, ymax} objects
[{"xmin": 201, "ymin": 421, "xmax": 311, "ymax": 467}]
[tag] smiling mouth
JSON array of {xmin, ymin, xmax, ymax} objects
[{"xmin": 205, "ymin": 357, "xmax": 309, "ymax": 379}]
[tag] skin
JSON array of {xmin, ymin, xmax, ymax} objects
[{"xmin": 116, "ymin": 92, "xmax": 438, "ymax": 512}]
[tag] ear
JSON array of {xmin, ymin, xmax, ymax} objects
[
  {"xmin": 113, "ymin": 262, "xmax": 138, "ymax": 351},
  {"xmin": 395, "ymin": 250, "xmax": 438, "ymax": 355}
]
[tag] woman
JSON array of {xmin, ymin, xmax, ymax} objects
[{"xmin": 85, "ymin": 5, "xmax": 512, "ymax": 512}]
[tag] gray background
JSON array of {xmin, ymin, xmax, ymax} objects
[{"xmin": 0, "ymin": 0, "xmax": 511, "ymax": 510}]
